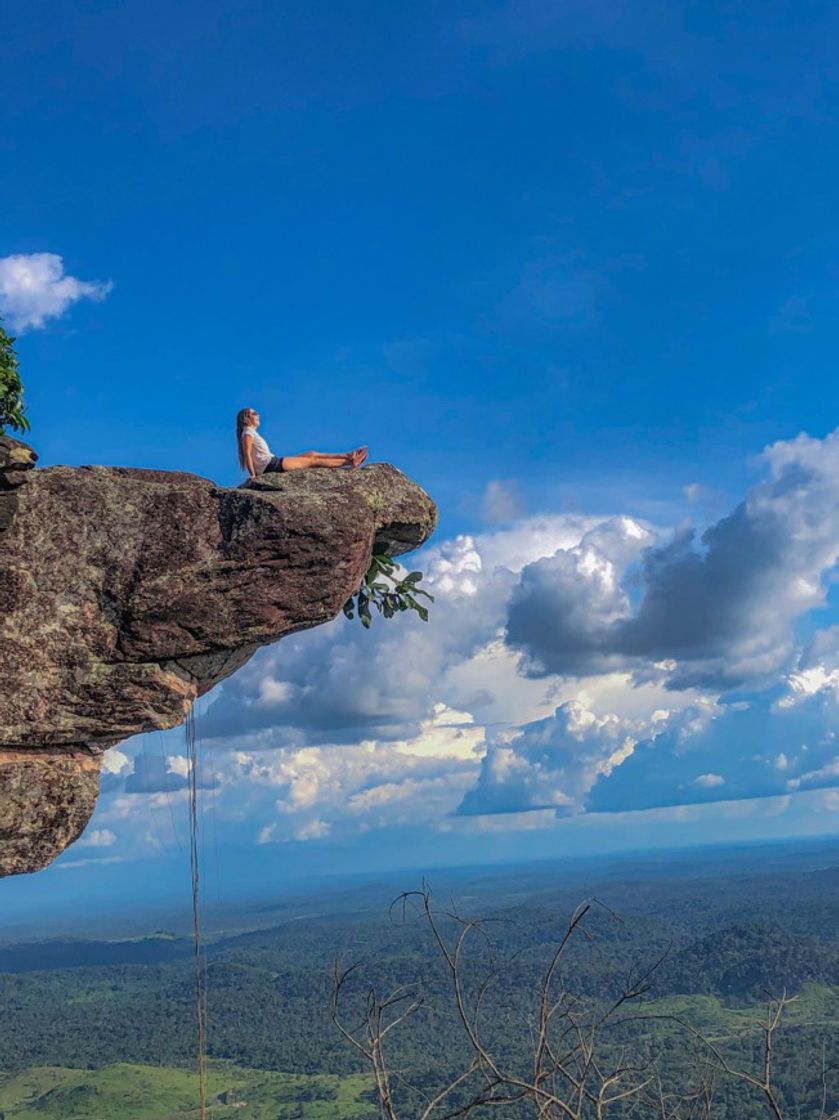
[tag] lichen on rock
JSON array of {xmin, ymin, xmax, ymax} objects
[{"xmin": 0, "ymin": 443, "xmax": 436, "ymax": 876}]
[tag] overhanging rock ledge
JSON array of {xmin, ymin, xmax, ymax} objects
[{"xmin": 0, "ymin": 440, "xmax": 436, "ymax": 876}]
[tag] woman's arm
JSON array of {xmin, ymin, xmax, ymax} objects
[{"xmin": 242, "ymin": 434, "xmax": 257, "ymax": 479}]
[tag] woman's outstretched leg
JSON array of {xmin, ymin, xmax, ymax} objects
[
  {"xmin": 282, "ymin": 447, "xmax": 368, "ymax": 471},
  {"xmin": 301, "ymin": 448, "xmax": 368, "ymax": 464}
]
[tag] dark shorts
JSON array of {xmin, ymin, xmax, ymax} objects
[{"xmin": 263, "ymin": 456, "xmax": 286, "ymax": 473}]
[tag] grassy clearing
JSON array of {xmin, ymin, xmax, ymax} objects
[
  {"xmin": 632, "ymin": 984, "xmax": 839, "ymax": 1043},
  {"xmin": 0, "ymin": 1062, "xmax": 375, "ymax": 1119}
]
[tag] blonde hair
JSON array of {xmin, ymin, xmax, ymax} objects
[{"xmin": 236, "ymin": 408, "xmax": 257, "ymax": 470}]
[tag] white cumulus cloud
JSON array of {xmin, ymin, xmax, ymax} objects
[
  {"xmin": 507, "ymin": 429, "xmax": 839, "ymax": 690},
  {"xmin": 0, "ymin": 253, "xmax": 112, "ymax": 331}
]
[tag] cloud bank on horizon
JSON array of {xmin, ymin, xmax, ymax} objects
[
  {"xmin": 97, "ymin": 426, "xmax": 839, "ymax": 857},
  {"xmin": 0, "ymin": 253, "xmax": 112, "ymax": 332}
]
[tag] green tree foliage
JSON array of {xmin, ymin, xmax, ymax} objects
[
  {"xmin": 343, "ymin": 553, "xmax": 433, "ymax": 628},
  {"xmin": 0, "ymin": 317, "xmax": 29, "ymax": 433}
]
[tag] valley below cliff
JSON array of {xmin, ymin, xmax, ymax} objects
[{"xmin": 1, "ymin": 841, "xmax": 838, "ymax": 1119}]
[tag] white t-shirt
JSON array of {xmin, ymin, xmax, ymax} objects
[{"xmin": 243, "ymin": 426, "xmax": 273, "ymax": 474}]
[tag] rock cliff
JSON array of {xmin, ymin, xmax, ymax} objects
[{"xmin": 0, "ymin": 436, "xmax": 436, "ymax": 876}]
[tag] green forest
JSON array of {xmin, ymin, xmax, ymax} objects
[{"xmin": 1, "ymin": 842, "xmax": 838, "ymax": 1118}]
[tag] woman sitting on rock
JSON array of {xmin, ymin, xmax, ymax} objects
[{"xmin": 237, "ymin": 408, "xmax": 368, "ymax": 480}]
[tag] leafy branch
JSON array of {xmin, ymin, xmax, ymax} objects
[
  {"xmin": 0, "ymin": 317, "xmax": 29, "ymax": 434},
  {"xmin": 343, "ymin": 553, "xmax": 434, "ymax": 629}
]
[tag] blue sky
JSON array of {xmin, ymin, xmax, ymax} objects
[{"xmin": 3, "ymin": 0, "xmax": 839, "ymax": 921}]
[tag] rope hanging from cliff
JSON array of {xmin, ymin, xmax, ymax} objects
[{"xmin": 186, "ymin": 706, "xmax": 208, "ymax": 1119}]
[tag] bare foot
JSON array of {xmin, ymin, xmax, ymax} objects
[{"xmin": 351, "ymin": 446, "xmax": 368, "ymax": 468}]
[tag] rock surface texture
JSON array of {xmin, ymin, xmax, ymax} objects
[{"xmin": 0, "ymin": 444, "xmax": 436, "ymax": 875}]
